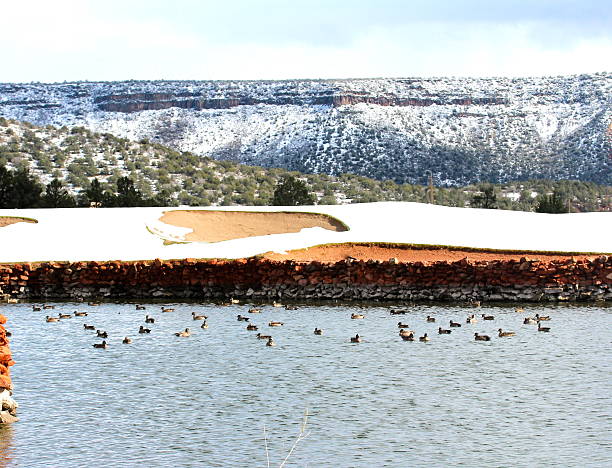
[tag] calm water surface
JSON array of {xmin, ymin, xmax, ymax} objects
[{"xmin": 1, "ymin": 301, "xmax": 610, "ymax": 467}]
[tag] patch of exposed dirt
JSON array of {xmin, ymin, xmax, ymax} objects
[{"xmin": 0, "ymin": 217, "xmax": 36, "ymax": 228}]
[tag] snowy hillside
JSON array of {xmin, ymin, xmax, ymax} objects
[{"xmin": 0, "ymin": 74, "xmax": 610, "ymax": 185}]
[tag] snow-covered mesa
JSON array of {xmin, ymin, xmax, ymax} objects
[{"xmin": 0, "ymin": 203, "xmax": 610, "ymax": 263}]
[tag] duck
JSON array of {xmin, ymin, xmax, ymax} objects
[
  {"xmin": 45, "ymin": 316, "xmax": 60, "ymax": 322},
  {"xmin": 351, "ymin": 313, "xmax": 365, "ymax": 319},
  {"xmin": 122, "ymin": 337, "xmax": 132, "ymax": 344},
  {"xmin": 230, "ymin": 298, "xmax": 240, "ymax": 304},
  {"xmin": 83, "ymin": 324, "xmax": 96, "ymax": 330},
  {"xmin": 192, "ymin": 312, "xmax": 208, "ymax": 321},
  {"xmin": 145, "ymin": 315, "xmax": 155, "ymax": 324},
  {"xmin": 265, "ymin": 337, "xmax": 276, "ymax": 347},
  {"xmin": 438, "ymin": 327, "xmax": 452, "ymax": 334},
  {"xmin": 535, "ymin": 314, "xmax": 551, "ymax": 321},
  {"xmin": 73, "ymin": 310, "xmax": 88, "ymax": 317},
  {"xmin": 161, "ymin": 307, "xmax": 175, "ymax": 313},
  {"xmin": 523, "ymin": 317, "xmax": 537, "ymax": 325},
  {"xmin": 399, "ymin": 329, "xmax": 414, "ymax": 337},
  {"xmin": 88, "ymin": 302, "xmax": 101, "ymax": 306},
  {"xmin": 481, "ymin": 314, "xmax": 495, "ymax": 321},
  {"xmin": 469, "ymin": 300, "xmax": 481, "ymax": 308},
  {"xmin": 466, "ymin": 314, "xmax": 477, "ymax": 324},
  {"xmin": 92, "ymin": 340, "xmax": 108, "ymax": 349},
  {"xmin": 237, "ymin": 315, "xmax": 250, "ymax": 322},
  {"xmin": 248, "ymin": 308, "xmax": 262, "ymax": 314},
  {"xmin": 498, "ymin": 328, "xmax": 516, "ymax": 337},
  {"xmin": 449, "ymin": 320, "xmax": 462, "ymax": 327},
  {"xmin": 246, "ymin": 324, "xmax": 258, "ymax": 331},
  {"xmin": 32, "ymin": 305, "xmax": 41, "ymax": 311},
  {"xmin": 313, "ymin": 328, "xmax": 323, "ymax": 335},
  {"xmin": 515, "ymin": 306, "xmax": 525, "ymax": 313},
  {"xmin": 200, "ymin": 321, "xmax": 208, "ymax": 329},
  {"xmin": 426, "ymin": 316, "xmax": 436, "ymax": 323},
  {"xmin": 58, "ymin": 313, "xmax": 72, "ymax": 319},
  {"xmin": 350, "ymin": 334, "xmax": 361, "ymax": 343},
  {"xmin": 138, "ymin": 326, "xmax": 150, "ymax": 334},
  {"xmin": 537, "ymin": 323, "xmax": 551, "ymax": 332},
  {"xmin": 256, "ymin": 333, "xmax": 272, "ymax": 340},
  {"xmin": 174, "ymin": 327, "xmax": 191, "ymax": 337},
  {"xmin": 400, "ymin": 333, "xmax": 415, "ymax": 341},
  {"xmin": 272, "ymin": 301, "xmax": 283, "ymax": 308},
  {"xmin": 97, "ymin": 330, "xmax": 108, "ymax": 338},
  {"xmin": 268, "ymin": 321, "xmax": 284, "ymax": 327},
  {"xmin": 390, "ymin": 309, "xmax": 407, "ymax": 315},
  {"xmin": 419, "ymin": 333, "xmax": 430, "ymax": 342},
  {"xmin": 397, "ymin": 322, "xmax": 410, "ymax": 328},
  {"xmin": 136, "ymin": 304, "xmax": 146, "ymax": 310},
  {"xmin": 43, "ymin": 305, "xmax": 55, "ymax": 310},
  {"xmin": 284, "ymin": 305, "xmax": 298, "ymax": 310},
  {"xmin": 474, "ymin": 333, "xmax": 491, "ymax": 341}
]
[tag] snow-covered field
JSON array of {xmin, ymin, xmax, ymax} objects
[{"xmin": 0, "ymin": 203, "xmax": 610, "ymax": 263}]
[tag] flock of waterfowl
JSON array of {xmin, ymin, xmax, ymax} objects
[{"xmin": 39, "ymin": 301, "xmax": 552, "ymax": 348}]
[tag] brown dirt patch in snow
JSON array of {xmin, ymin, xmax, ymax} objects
[{"xmin": 0, "ymin": 217, "xmax": 36, "ymax": 228}]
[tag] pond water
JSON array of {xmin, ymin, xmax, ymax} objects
[{"xmin": 1, "ymin": 301, "xmax": 610, "ymax": 467}]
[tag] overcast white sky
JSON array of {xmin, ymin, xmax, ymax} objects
[{"xmin": 2, "ymin": 0, "xmax": 610, "ymax": 82}]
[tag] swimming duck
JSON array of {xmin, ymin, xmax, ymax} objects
[
  {"xmin": 92, "ymin": 340, "xmax": 108, "ymax": 349},
  {"xmin": 469, "ymin": 300, "xmax": 481, "ymax": 308},
  {"xmin": 58, "ymin": 313, "xmax": 72, "ymax": 319},
  {"xmin": 32, "ymin": 305, "xmax": 41, "ymax": 311},
  {"xmin": 45, "ymin": 316, "xmax": 60, "ymax": 322},
  {"xmin": 83, "ymin": 324, "xmax": 95, "ymax": 330},
  {"xmin": 481, "ymin": 314, "xmax": 495, "ymax": 321},
  {"xmin": 230, "ymin": 298, "xmax": 240, "ymax": 304},
  {"xmin": 390, "ymin": 309, "xmax": 407, "ymax": 315},
  {"xmin": 122, "ymin": 337, "xmax": 132, "ymax": 344},
  {"xmin": 419, "ymin": 333, "xmax": 430, "ymax": 342},
  {"xmin": 73, "ymin": 311, "xmax": 88, "ymax": 317},
  {"xmin": 136, "ymin": 305, "xmax": 146, "ymax": 310},
  {"xmin": 474, "ymin": 333, "xmax": 491, "ymax": 341},
  {"xmin": 438, "ymin": 327, "xmax": 452, "ymax": 334},
  {"xmin": 284, "ymin": 305, "xmax": 298, "ymax": 310},
  {"xmin": 537, "ymin": 323, "xmax": 551, "ymax": 332},
  {"xmin": 237, "ymin": 315, "xmax": 250, "ymax": 322},
  {"xmin": 449, "ymin": 320, "xmax": 462, "ymax": 327},
  {"xmin": 268, "ymin": 321, "xmax": 284, "ymax": 327},
  {"xmin": 399, "ymin": 329, "xmax": 414, "ymax": 337},
  {"xmin": 145, "ymin": 315, "xmax": 155, "ymax": 324},
  {"xmin": 535, "ymin": 314, "xmax": 551, "ymax": 321},
  {"xmin": 192, "ymin": 312, "xmax": 208, "ymax": 320},
  {"xmin": 88, "ymin": 302, "xmax": 101, "ymax": 306},
  {"xmin": 248, "ymin": 308, "xmax": 262, "ymax": 314},
  {"xmin": 397, "ymin": 322, "xmax": 410, "ymax": 328},
  {"xmin": 266, "ymin": 337, "xmax": 276, "ymax": 347},
  {"xmin": 314, "ymin": 328, "xmax": 323, "ymax": 335},
  {"xmin": 523, "ymin": 317, "xmax": 537, "ymax": 325},
  {"xmin": 43, "ymin": 305, "xmax": 55, "ymax": 310},
  {"xmin": 515, "ymin": 307, "xmax": 525, "ymax": 313},
  {"xmin": 174, "ymin": 328, "xmax": 191, "ymax": 337},
  {"xmin": 246, "ymin": 324, "xmax": 258, "ymax": 331},
  {"xmin": 138, "ymin": 326, "xmax": 150, "ymax": 334},
  {"xmin": 351, "ymin": 313, "xmax": 365, "ymax": 319},
  {"xmin": 498, "ymin": 328, "xmax": 516, "ymax": 337},
  {"xmin": 350, "ymin": 334, "xmax": 361, "ymax": 343},
  {"xmin": 256, "ymin": 333, "xmax": 272, "ymax": 340},
  {"xmin": 200, "ymin": 321, "xmax": 208, "ymax": 329},
  {"xmin": 400, "ymin": 333, "xmax": 415, "ymax": 341},
  {"xmin": 161, "ymin": 307, "xmax": 175, "ymax": 313},
  {"xmin": 426, "ymin": 316, "xmax": 435, "ymax": 323},
  {"xmin": 97, "ymin": 330, "xmax": 108, "ymax": 338},
  {"xmin": 466, "ymin": 314, "xmax": 477, "ymax": 324},
  {"xmin": 272, "ymin": 301, "xmax": 283, "ymax": 308}
]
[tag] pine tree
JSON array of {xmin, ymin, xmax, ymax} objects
[{"xmin": 271, "ymin": 176, "xmax": 315, "ymax": 206}]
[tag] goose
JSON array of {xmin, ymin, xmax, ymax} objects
[
  {"xmin": 523, "ymin": 317, "xmax": 537, "ymax": 325},
  {"xmin": 174, "ymin": 328, "xmax": 191, "ymax": 337},
  {"xmin": 32, "ymin": 305, "xmax": 41, "ymax": 311},
  {"xmin": 265, "ymin": 337, "xmax": 276, "ymax": 347},
  {"xmin": 192, "ymin": 312, "xmax": 208, "ymax": 321},
  {"xmin": 136, "ymin": 304, "xmax": 146, "ymax": 310},
  {"xmin": 350, "ymin": 334, "xmax": 361, "ymax": 343},
  {"xmin": 122, "ymin": 337, "xmax": 132, "ymax": 344},
  {"xmin": 419, "ymin": 333, "xmax": 430, "ymax": 342},
  {"xmin": 397, "ymin": 322, "xmax": 410, "ymax": 328},
  {"xmin": 200, "ymin": 321, "xmax": 208, "ymax": 329},
  {"xmin": 351, "ymin": 313, "xmax": 365, "ymax": 319},
  {"xmin": 83, "ymin": 324, "xmax": 96, "ymax": 330},
  {"xmin": 161, "ymin": 307, "xmax": 175, "ymax": 313},
  {"xmin": 481, "ymin": 314, "xmax": 495, "ymax": 321},
  {"xmin": 313, "ymin": 328, "xmax": 323, "ymax": 335},
  {"xmin": 400, "ymin": 333, "xmax": 415, "ymax": 341},
  {"xmin": 474, "ymin": 333, "xmax": 491, "ymax": 341},
  {"xmin": 426, "ymin": 316, "xmax": 436, "ymax": 323},
  {"xmin": 237, "ymin": 315, "xmax": 250, "ymax": 322},
  {"xmin": 537, "ymin": 323, "xmax": 551, "ymax": 332},
  {"xmin": 284, "ymin": 305, "xmax": 298, "ymax": 310},
  {"xmin": 97, "ymin": 330, "xmax": 108, "ymax": 338},
  {"xmin": 92, "ymin": 340, "xmax": 108, "ymax": 349},
  {"xmin": 145, "ymin": 315, "xmax": 155, "ymax": 324},
  {"xmin": 390, "ymin": 309, "xmax": 407, "ymax": 315},
  {"xmin": 138, "ymin": 326, "xmax": 150, "ymax": 334},
  {"xmin": 256, "ymin": 333, "xmax": 272, "ymax": 340},
  {"xmin": 438, "ymin": 327, "xmax": 452, "ymax": 334},
  {"xmin": 43, "ymin": 305, "xmax": 55, "ymax": 310},
  {"xmin": 248, "ymin": 308, "xmax": 262, "ymax": 314},
  {"xmin": 399, "ymin": 329, "xmax": 414, "ymax": 337},
  {"xmin": 73, "ymin": 311, "xmax": 88, "ymax": 317},
  {"xmin": 498, "ymin": 328, "xmax": 516, "ymax": 337},
  {"xmin": 535, "ymin": 314, "xmax": 551, "ymax": 321},
  {"xmin": 466, "ymin": 314, "xmax": 477, "ymax": 324},
  {"xmin": 58, "ymin": 313, "xmax": 72, "ymax": 319},
  {"xmin": 246, "ymin": 324, "xmax": 258, "ymax": 331},
  {"xmin": 45, "ymin": 316, "xmax": 60, "ymax": 323},
  {"xmin": 449, "ymin": 320, "xmax": 462, "ymax": 327},
  {"xmin": 268, "ymin": 321, "xmax": 284, "ymax": 327}
]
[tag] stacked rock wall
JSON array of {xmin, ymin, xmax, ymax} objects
[
  {"xmin": 0, "ymin": 256, "xmax": 610, "ymax": 302},
  {"xmin": 0, "ymin": 313, "xmax": 17, "ymax": 423}
]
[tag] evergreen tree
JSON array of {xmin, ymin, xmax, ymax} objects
[
  {"xmin": 471, "ymin": 184, "xmax": 498, "ymax": 209},
  {"xmin": 271, "ymin": 176, "xmax": 315, "ymax": 206},
  {"xmin": 535, "ymin": 191, "xmax": 567, "ymax": 213},
  {"xmin": 41, "ymin": 178, "xmax": 76, "ymax": 208},
  {"xmin": 116, "ymin": 176, "xmax": 144, "ymax": 207},
  {"xmin": 84, "ymin": 178, "xmax": 105, "ymax": 206}
]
